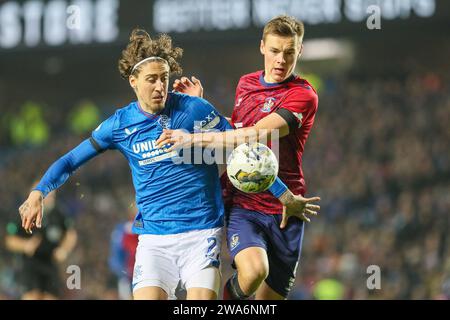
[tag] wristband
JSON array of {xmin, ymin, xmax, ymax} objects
[{"xmin": 269, "ymin": 176, "xmax": 288, "ymax": 198}]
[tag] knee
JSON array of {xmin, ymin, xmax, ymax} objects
[
  {"xmin": 235, "ymin": 247, "xmax": 269, "ymax": 289},
  {"xmin": 239, "ymin": 262, "xmax": 269, "ymax": 285}
]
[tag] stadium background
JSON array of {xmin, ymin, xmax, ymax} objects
[{"xmin": 0, "ymin": 0, "xmax": 449, "ymax": 299}]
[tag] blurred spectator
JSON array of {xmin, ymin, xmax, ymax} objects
[
  {"xmin": 8, "ymin": 102, "xmax": 49, "ymax": 147},
  {"xmin": 4, "ymin": 185, "xmax": 77, "ymax": 299},
  {"xmin": 68, "ymin": 100, "xmax": 101, "ymax": 135}
]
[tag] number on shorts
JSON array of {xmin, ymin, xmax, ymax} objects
[{"xmin": 206, "ymin": 237, "xmax": 217, "ymax": 258}]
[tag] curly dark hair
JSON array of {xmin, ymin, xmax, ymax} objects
[{"xmin": 118, "ymin": 28, "xmax": 183, "ymax": 79}]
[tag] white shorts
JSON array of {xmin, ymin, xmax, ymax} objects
[{"xmin": 132, "ymin": 227, "xmax": 222, "ymax": 299}]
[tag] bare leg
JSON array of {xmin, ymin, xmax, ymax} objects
[
  {"xmin": 133, "ymin": 286, "xmax": 168, "ymax": 300},
  {"xmin": 233, "ymin": 247, "xmax": 269, "ymax": 296}
]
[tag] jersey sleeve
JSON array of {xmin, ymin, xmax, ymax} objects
[
  {"xmin": 33, "ymin": 139, "xmax": 100, "ymax": 197},
  {"xmin": 91, "ymin": 113, "xmax": 117, "ymax": 151},
  {"xmin": 185, "ymin": 96, "xmax": 232, "ymax": 132},
  {"xmin": 231, "ymin": 77, "xmax": 245, "ymax": 126},
  {"xmin": 276, "ymin": 88, "xmax": 318, "ymax": 130}
]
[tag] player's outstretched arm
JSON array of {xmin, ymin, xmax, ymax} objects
[
  {"xmin": 172, "ymin": 76, "xmax": 203, "ymax": 98},
  {"xmin": 279, "ymin": 190, "xmax": 321, "ymax": 228},
  {"xmin": 156, "ymin": 112, "xmax": 288, "ymax": 151},
  {"xmin": 19, "ymin": 139, "xmax": 100, "ymax": 234}
]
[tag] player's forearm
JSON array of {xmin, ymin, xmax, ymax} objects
[
  {"xmin": 34, "ymin": 139, "xmax": 99, "ymax": 197},
  {"xmin": 268, "ymin": 176, "xmax": 293, "ymax": 203},
  {"xmin": 192, "ymin": 127, "xmax": 273, "ymax": 149},
  {"xmin": 35, "ymin": 156, "xmax": 74, "ymax": 197},
  {"xmin": 278, "ymin": 188, "xmax": 295, "ymax": 205}
]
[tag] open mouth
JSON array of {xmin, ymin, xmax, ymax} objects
[{"xmin": 273, "ymin": 68, "xmax": 285, "ymax": 75}]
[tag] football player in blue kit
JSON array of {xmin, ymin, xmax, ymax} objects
[{"xmin": 18, "ymin": 29, "xmax": 231, "ymax": 300}]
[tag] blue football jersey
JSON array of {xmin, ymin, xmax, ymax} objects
[{"xmin": 91, "ymin": 92, "xmax": 231, "ymax": 235}]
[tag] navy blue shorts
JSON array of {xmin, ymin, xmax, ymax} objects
[{"xmin": 226, "ymin": 207, "xmax": 305, "ymax": 298}]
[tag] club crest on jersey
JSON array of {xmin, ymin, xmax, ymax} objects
[
  {"xmin": 293, "ymin": 112, "xmax": 303, "ymax": 128},
  {"xmin": 261, "ymin": 97, "xmax": 276, "ymax": 113},
  {"xmin": 157, "ymin": 115, "xmax": 171, "ymax": 129},
  {"xmin": 230, "ymin": 233, "xmax": 240, "ymax": 251}
]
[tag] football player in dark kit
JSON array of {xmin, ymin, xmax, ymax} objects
[
  {"xmin": 6, "ymin": 183, "xmax": 77, "ymax": 299},
  {"xmin": 165, "ymin": 15, "xmax": 321, "ymax": 300}
]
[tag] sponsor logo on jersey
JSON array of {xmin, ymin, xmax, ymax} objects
[
  {"xmin": 230, "ymin": 233, "xmax": 240, "ymax": 251},
  {"xmin": 194, "ymin": 110, "xmax": 220, "ymax": 132},
  {"xmin": 132, "ymin": 140, "xmax": 159, "ymax": 153},
  {"xmin": 235, "ymin": 97, "xmax": 243, "ymax": 107},
  {"xmin": 138, "ymin": 150, "xmax": 177, "ymax": 166},
  {"xmin": 132, "ymin": 139, "xmax": 176, "ymax": 166},
  {"xmin": 261, "ymin": 97, "xmax": 276, "ymax": 112}
]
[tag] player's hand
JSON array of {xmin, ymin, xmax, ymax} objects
[
  {"xmin": 172, "ymin": 76, "xmax": 203, "ymax": 98},
  {"xmin": 19, "ymin": 190, "xmax": 44, "ymax": 234},
  {"xmin": 156, "ymin": 129, "xmax": 193, "ymax": 151},
  {"xmin": 279, "ymin": 192, "xmax": 320, "ymax": 228}
]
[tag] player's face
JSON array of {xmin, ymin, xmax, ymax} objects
[
  {"xmin": 260, "ymin": 34, "xmax": 302, "ymax": 83},
  {"xmin": 130, "ymin": 61, "xmax": 170, "ymax": 113}
]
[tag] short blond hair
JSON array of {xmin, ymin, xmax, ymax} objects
[{"xmin": 263, "ymin": 15, "xmax": 304, "ymax": 42}]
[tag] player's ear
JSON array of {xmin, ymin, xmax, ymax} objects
[
  {"xmin": 129, "ymin": 75, "xmax": 137, "ymax": 92},
  {"xmin": 298, "ymin": 43, "xmax": 304, "ymax": 60},
  {"xmin": 260, "ymin": 39, "xmax": 265, "ymax": 55}
]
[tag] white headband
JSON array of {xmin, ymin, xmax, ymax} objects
[{"xmin": 131, "ymin": 56, "xmax": 168, "ymax": 74}]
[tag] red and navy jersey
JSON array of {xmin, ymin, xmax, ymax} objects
[{"xmin": 229, "ymin": 70, "xmax": 318, "ymax": 215}]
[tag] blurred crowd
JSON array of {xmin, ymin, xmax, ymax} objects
[
  {"xmin": 0, "ymin": 63, "xmax": 449, "ymax": 299},
  {"xmin": 295, "ymin": 69, "xmax": 450, "ymax": 299}
]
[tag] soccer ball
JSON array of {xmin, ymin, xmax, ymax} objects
[{"xmin": 227, "ymin": 142, "xmax": 279, "ymax": 193}]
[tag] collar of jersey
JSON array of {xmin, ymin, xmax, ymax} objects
[
  {"xmin": 259, "ymin": 72, "xmax": 296, "ymax": 87},
  {"xmin": 136, "ymin": 101, "xmax": 165, "ymax": 120}
]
